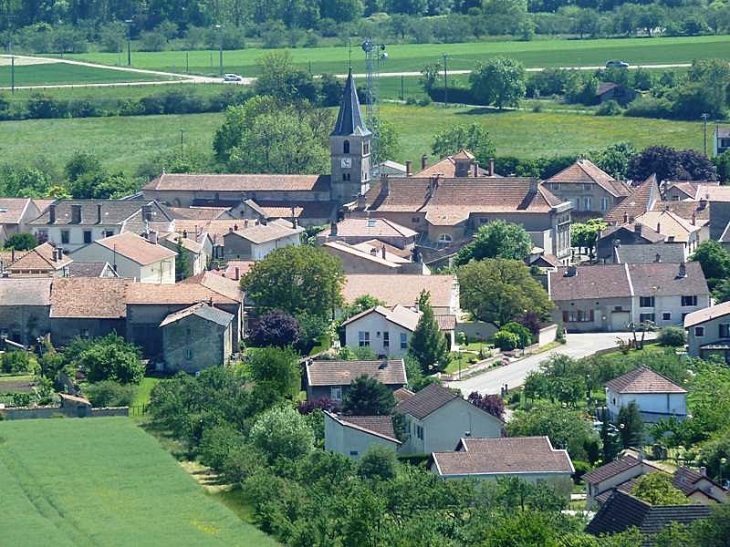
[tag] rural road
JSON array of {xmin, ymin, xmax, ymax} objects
[
  {"xmin": 0, "ymin": 53, "xmax": 694, "ymax": 91},
  {"xmin": 446, "ymin": 332, "xmax": 656, "ymax": 396}
]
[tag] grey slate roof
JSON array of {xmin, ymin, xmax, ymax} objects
[
  {"xmin": 628, "ymin": 262, "xmax": 709, "ymax": 298},
  {"xmin": 331, "ymin": 70, "xmax": 370, "ymax": 137},
  {"xmin": 28, "ymin": 200, "xmax": 170, "ymax": 228},
  {"xmin": 0, "ymin": 277, "xmax": 52, "ymax": 306},
  {"xmin": 395, "ymin": 382, "xmax": 458, "ymax": 420},
  {"xmin": 159, "ymin": 302, "xmax": 234, "ymax": 327},
  {"xmin": 66, "ymin": 262, "xmax": 114, "ymax": 278}
]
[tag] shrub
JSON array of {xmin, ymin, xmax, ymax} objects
[
  {"xmin": 501, "ymin": 322, "xmax": 533, "ymax": 348},
  {"xmin": 249, "ymin": 310, "xmax": 301, "ymax": 348},
  {"xmin": 1, "ymin": 351, "xmax": 37, "ymax": 374},
  {"xmin": 492, "ymin": 330, "xmax": 520, "ymax": 351},
  {"xmin": 357, "ymin": 445, "xmax": 398, "ymax": 481},
  {"xmin": 250, "ymin": 405, "xmax": 315, "ymax": 462},
  {"xmin": 572, "ymin": 460, "xmax": 592, "ymax": 483},
  {"xmin": 467, "ymin": 391, "xmax": 505, "ymax": 419},
  {"xmin": 297, "ymin": 396, "xmax": 341, "ymax": 415},
  {"xmin": 84, "ymin": 380, "xmax": 135, "ymax": 407},
  {"xmin": 3, "ymin": 232, "xmax": 37, "ymax": 250},
  {"xmin": 659, "ymin": 326, "xmax": 687, "ymax": 347},
  {"xmin": 595, "ymin": 100, "xmax": 623, "ymax": 116}
]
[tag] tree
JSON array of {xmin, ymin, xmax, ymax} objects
[
  {"xmin": 250, "ymin": 405, "xmax": 315, "ymax": 462},
  {"xmin": 455, "ymin": 220, "xmax": 532, "ymax": 265},
  {"xmin": 377, "ymin": 118, "xmax": 401, "ymax": 162},
  {"xmin": 3, "ymin": 232, "xmax": 37, "ymax": 250},
  {"xmin": 593, "ymin": 142, "xmax": 638, "ymax": 180},
  {"xmin": 65, "ymin": 151, "xmax": 103, "ymax": 182},
  {"xmin": 254, "ymin": 51, "xmax": 318, "ymax": 103},
  {"xmin": 342, "ymin": 294, "xmax": 386, "ymax": 320},
  {"xmin": 571, "ymin": 219, "xmax": 607, "ymax": 255},
  {"xmin": 174, "ymin": 238, "xmax": 190, "ymax": 281},
  {"xmin": 458, "ymin": 259, "xmax": 553, "ymax": 327},
  {"xmin": 76, "ymin": 334, "xmax": 144, "ymax": 385},
  {"xmin": 467, "ymin": 392, "xmax": 505, "ymax": 420},
  {"xmin": 249, "ymin": 310, "xmax": 302, "ymax": 348},
  {"xmin": 242, "ymin": 245, "xmax": 344, "ymax": 319},
  {"xmin": 431, "ymin": 122, "xmax": 496, "ymax": 166},
  {"xmin": 469, "ymin": 56, "xmax": 526, "ymax": 109},
  {"xmin": 691, "ymin": 502, "xmax": 730, "ymax": 547},
  {"xmin": 658, "ymin": 326, "xmax": 686, "ymax": 347},
  {"xmin": 492, "ymin": 330, "xmax": 520, "ymax": 351},
  {"xmin": 357, "ymin": 444, "xmax": 398, "ymax": 480},
  {"xmin": 248, "ymin": 346, "xmax": 301, "ymax": 400},
  {"xmin": 628, "ymin": 146, "xmax": 716, "ymax": 182},
  {"xmin": 84, "ymin": 380, "xmax": 135, "ymax": 407},
  {"xmin": 692, "ymin": 240, "xmax": 730, "ymax": 290},
  {"xmin": 617, "ymin": 401, "xmax": 645, "ymax": 448},
  {"xmin": 408, "ymin": 291, "xmax": 449, "ymax": 374},
  {"xmin": 342, "ymin": 375, "xmax": 397, "ymax": 416},
  {"xmin": 631, "ymin": 473, "xmax": 689, "ymax": 505},
  {"xmin": 601, "ymin": 412, "xmax": 622, "ymax": 464}
]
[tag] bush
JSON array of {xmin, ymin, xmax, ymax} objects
[
  {"xmin": 572, "ymin": 460, "xmax": 592, "ymax": 484},
  {"xmin": 595, "ymin": 100, "xmax": 623, "ymax": 116},
  {"xmin": 492, "ymin": 330, "xmax": 520, "ymax": 351},
  {"xmin": 249, "ymin": 310, "xmax": 302, "ymax": 348},
  {"xmin": 501, "ymin": 322, "xmax": 533, "ymax": 348},
  {"xmin": 624, "ymin": 96, "xmax": 674, "ymax": 119},
  {"xmin": 659, "ymin": 326, "xmax": 687, "ymax": 347},
  {"xmin": 1, "ymin": 351, "xmax": 37, "ymax": 374},
  {"xmin": 357, "ymin": 445, "xmax": 398, "ymax": 480},
  {"xmin": 84, "ymin": 380, "xmax": 135, "ymax": 407},
  {"xmin": 3, "ymin": 232, "xmax": 37, "ymax": 250},
  {"xmin": 75, "ymin": 334, "xmax": 144, "ymax": 384}
]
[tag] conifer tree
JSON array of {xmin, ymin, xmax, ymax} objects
[{"xmin": 409, "ymin": 291, "xmax": 449, "ymax": 374}]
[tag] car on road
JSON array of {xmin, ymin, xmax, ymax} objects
[
  {"xmin": 605, "ymin": 60, "xmax": 630, "ymax": 69},
  {"xmin": 223, "ymin": 73, "xmax": 243, "ymax": 82}
]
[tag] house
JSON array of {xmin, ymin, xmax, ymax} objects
[
  {"xmin": 713, "ymin": 125, "xmax": 730, "ymax": 157},
  {"xmin": 49, "ymin": 278, "xmax": 128, "ymax": 345},
  {"xmin": 70, "ymin": 232, "xmax": 176, "ymax": 284},
  {"xmin": 549, "ymin": 262, "xmax": 709, "ymax": 332},
  {"xmin": 603, "ymin": 174, "xmax": 660, "ymax": 225},
  {"xmin": 322, "ymin": 240, "xmax": 424, "ymax": 274},
  {"xmin": 342, "ymin": 305, "xmax": 454, "ymax": 357},
  {"xmin": 585, "ymin": 490, "xmax": 711, "ymax": 542},
  {"xmin": 360, "ymin": 174, "xmax": 572, "ymax": 262},
  {"xmin": 685, "ymin": 300, "xmax": 730, "ymax": 362},
  {"xmin": 613, "ymin": 244, "xmax": 687, "ymax": 265},
  {"xmin": 304, "ymin": 358, "xmax": 407, "ymax": 401},
  {"xmin": 159, "ymin": 302, "xmax": 234, "ymax": 372},
  {"xmin": 0, "ymin": 277, "xmax": 52, "ymax": 346},
  {"xmin": 395, "ymin": 383, "xmax": 503, "ymax": 454},
  {"xmin": 429, "ymin": 436, "xmax": 574, "ymax": 497},
  {"xmin": 583, "ymin": 455, "xmax": 663, "ymax": 509},
  {"xmin": 543, "ymin": 158, "xmax": 631, "ymax": 217},
  {"xmin": 210, "ymin": 260, "xmax": 256, "ymax": 281},
  {"xmin": 0, "ymin": 198, "xmax": 43, "ymax": 245},
  {"xmin": 595, "ymin": 82, "xmax": 638, "ymax": 106},
  {"xmin": 6, "ymin": 242, "xmax": 73, "ymax": 277},
  {"xmin": 413, "ymin": 150, "xmax": 497, "ymax": 178},
  {"xmin": 596, "ymin": 223, "xmax": 666, "ymax": 263},
  {"xmin": 651, "ymin": 200, "xmax": 710, "ymax": 242},
  {"xmin": 316, "ymin": 217, "xmax": 418, "ymax": 250},
  {"xmin": 605, "ymin": 366, "xmax": 688, "ymax": 423},
  {"xmin": 324, "ymin": 411, "xmax": 401, "ymax": 459},
  {"xmin": 222, "ymin": 219, "xmax": 303, "ymax": 260},
  {"xmin": 160, "ymin": 233, "xmax": 207, "ymax": 276},
  {"xmin": 27, "ymin": 200, "xmax": 173, "ymax": 252},
  {"xmin": 672, "ymin": 467, "xmax": 728, "ymax": 505},
  {"xmin": 343, "ymin": 274, "xmax": 459, "ymax": 316},
  {"xmin": 632, "ymin": 209, "xmax": 702, "ymax": 258},
  {"xmin": 662, "ymin": 180, "xmax": 717, "ymax": 202}
]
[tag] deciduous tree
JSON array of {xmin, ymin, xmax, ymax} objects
[
  {"xmin": 455, "ymin": 220, "xmax": 532, "ymax": 265},
  {"xmin": 431, "ymin": 122, "xmax": 496, "ymax": 166},
  {"xmin": 342, "ymin": 375, "xmax": 397, "ymax": 416},
  {"xmin": 469, "ymin": 56, "xmax": 526, "ymax": 109}
]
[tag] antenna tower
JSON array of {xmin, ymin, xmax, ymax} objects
[{"xmin": 361, "ymin": 39, "xmax": 387, "ymax": 178}]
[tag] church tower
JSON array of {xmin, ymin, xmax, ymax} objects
[{"xmin": 331, "ymin": 70, "xmax": 372, "ymax": 204}]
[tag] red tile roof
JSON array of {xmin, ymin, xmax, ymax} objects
[
  {"xmin": 306, "ymin": 359, "xmax": 407, "ymax": 387},
  {"xmin": 343, "ymin": 274, "xmax": 455, "ymax": 310},
  {"xmin": 95, "ymin": 232, "xmax": 175, "ymax": 265},
  {"xmin": 325, "ymin": 412, "xmax": 401, "ymax": 444},
  {"xmin": 549, "ymin": 265, "xmax": 631, "ymax": 301},
  {"xmin": 605, "ymin": 175, "xmax": 659, "ymax": 224},
  {"xmin": 143, "ymin": 173, "xmax": 331, "ymax": 193},
  {"xmin": 395, "ymin": 382, "xmax": 458, "ymax": 420},
  {"xmin": 605, "ymin": 366, "xmax": 687, "ymax": 394},
  {"xmin": 684, "ymin": 300, "xmax": 730, "ymax": 328},
  {"xmin": 50, "ymin": 278, "xmax": 128, "ymax": 318},
  {"xmin": 547, "ymin": 159, "xmax": 630, "ymax": 198}
]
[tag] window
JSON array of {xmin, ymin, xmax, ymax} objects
[
  {"xmin": 331, "ymin": 386, "xmax": 342, "ymax": 401},
  {"xmin": 83, "ymin": 230, "xmax": 92, "ymax": 244},
  {"xmin": 681, "ymin": 295, "xmax": 698, "ymax": 307},
  {"xmin": 363, "ymin": 142, "xmax": 370, "ymax": 155},
  {"xmin": 614, "ymin": 306, "xmax": 624, "ymax": 312},
  {"xmin": 437, "ymin": 233, "xmax": 452, "ymax": 248},
  {"xmin": 411, "ymin": 217, "xmax": 420, "ymax": 223},
  {"xmin": 383, "ymin": 332, "xmax": 390, "ymax": 348},
  {"xmin": 562, "ymin": 310, "xmax": 595, "ymax": 323},
  {"xmin": 640, "ymin": 313, "xmax": 655, "ymax": 323},
  {"xmin": 662, "ymin": 312, "xmax": 671, "ymax": 321},
  {"xmin": 639, "ymin": 296, "xmax": 655, "ymax": 308},
  {"xmin": 343, "ymin": 173, "xmax": 351, "ymax": 181},
  {"xmin": 61, "ymin": 230, "xmax": 70, "ymax": 244},
  {"xmin": 583, "ymin": 183, "xmax": 592, "ymax": 191},
  {"xmin": 349, "ymin": 451, "xmax": 358, "ymax": 456},
  {"xmin": 583, "ymin": 197, "xmax": 592, "ymax": 211},
  {"xmin": 695, "ymin": 326, "xmax": 705, "ymax": 337},
  {"xmin": 601, "ymin": 197, "xmax": 610, "ymax": 211},
  {"xmin": 400, "ymin": 333, "xmax": 408, "ymax": 349},
  {"xmin": 343, "ymin": 140, "xmax": 350, "ymax": 154},
  {"xmin": 416, "ymin": 425, "xmax": 423, "ymax": 440},
  {"xmin": 185, "ymin": 349, "xmax": 192, "ymax": 360},
  {"xmin": 720, "ymin": 324, "xmax": 730, "ymax": 339},
  {"xmin": 358, "ymin": 331, "xmax": 370, "ymax": 347},
  {"xmin": 105, "ymin": 230, "xmax": 114, "ymax": 238}
]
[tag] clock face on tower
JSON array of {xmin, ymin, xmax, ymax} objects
[{"xmin": 341, "ymin": 157, "xmax": 352, "ymax": 169}]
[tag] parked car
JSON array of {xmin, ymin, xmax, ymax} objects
[
  {"xmin": 223, "ymin": 73, "xmax": 243, "ymax": 82},
  {"xmin": 605, "ymin": 60, "xmax": 630, "ymax": 69}
]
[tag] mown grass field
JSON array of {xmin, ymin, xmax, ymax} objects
[
  {"xmin": 0, "ymin": 418, "xmax": 276, "ymax": 547},
  {"xmin": 66, "ymin": 35, "xmax": 730, "ymax": 76},
  {"xmin": 0, "ymin": 62, "xmax": 175, "ymax": 87},
  {"xmin": 0, "ymin": 103, "xmax": 703, "ymax": 175}
]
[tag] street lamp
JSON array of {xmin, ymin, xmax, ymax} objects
[
  {"xmin": 215, "ymin": 24, "xmax": 223, "ymax": 77},
  {"xmin": 124, "ymin": 19, "xmax": 133, "ymax": 67}
]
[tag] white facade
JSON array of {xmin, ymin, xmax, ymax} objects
[
  {"xmin": 401, "ymin": 398, "xmax": 503, "ymax": 454},
  {"xmin": 36, "ymin": 225, "xmax": 119, "ymax": 253},
  {"xmin": 70, "ymin": 243, "xmax": 175, "ymax": 284},
  {"xmin": 631, "ymin": 293, "xmax": 710, "ymax": 327},
  {"xmin": 344, "ymin": 312, "xmax": 413, "ymax": 357},
  {"xmin": 324, "ymin": 413, "xmax": 399, "ymax": 459},
  {"xmin": 606, "ymin": 390, "xmax": 687, "ymax": 423}
]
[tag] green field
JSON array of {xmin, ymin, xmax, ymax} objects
[
  {"xmin": 0, "ymin": 418, "xmax": 276, "ymax": 546},
  {"xmin": 0, "ymin": 103, "xmax": 703, "ymax": 174},
  {"xmin": 67, "ymin": 35, "xmax": 730, "ymax": 76},
  {"xmin": 0, "ymin": 62, "xmax": 176, "ymax": 87}
]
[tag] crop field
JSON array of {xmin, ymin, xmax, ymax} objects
[
  {"xmin": 0, "ymin": 62, "xmax": 175, "ymax": 87},
  {"xmin": 0, "ymin": 418, "xmax": 276, "ymax": 546},
  {"xmin": 67, "ymin": 35, "xmax": 730, "ymax": 76}
]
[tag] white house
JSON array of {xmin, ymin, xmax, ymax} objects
[
  {"xmin": 684, "ymin": 300, "xmax": 730, "ymax": 362},
  {"xmin": 395, "ymin": 383, "xmax": 503, "ymax": 454},
  {"xmin": 0, "ymin": 198, "xmax": 44, "ymax": 245},
  {"xmin": 222, "ymin": 219, "xmax": 303, "ymax": 260},
  {"xmin": 70, "ymin": 231, "xmax": 176, "ymax": 284},
  {"xmin": 605, "ymin": 366, "xmax": 688, "ymax": 423},
  {"xmin": 323, "ymin": 411, "xmax": 401, "ymax": 459}
]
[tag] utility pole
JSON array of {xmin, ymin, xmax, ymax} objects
[
  {"xmin": 702, "ymin": 113, "xmax": 709, "ymax": 157},
  {"xmin": 442, "ymin": 53, "xmax": 449, "ymax": 107},
  {"xmin": 400, "ymin": 75, "xmax": 404, "ymax": 101},
  {"xmin": 125, "ymin": 19, "xmax": 133, "ymax": 67},
  {"xmin": 180, "ymin": 130, "xmax": 185, "ymax": 153},
  {"xmin": 10, "ymin": 56, "xmax": 15, "ymax": 94},
  {"xmin": 186, "ymin": 51, "xmax": 189, "ymax": 73},
  {"xmin": 215, "ymin": 24, "xmax": 223, "ymax": 77}
]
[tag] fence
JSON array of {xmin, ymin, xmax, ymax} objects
[{"xmin": 128, "ymin": 404, "xmax": 148, "ymax": 417}]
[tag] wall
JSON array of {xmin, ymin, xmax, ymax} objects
[
  {"xmin": 161, "ymin": 315, "xmax": 230, "ymax": 372},
  {"xmin": 140, "ymin": 257, "xmax": 175, "ymax": 284},
  {"xmin": 50, "ymin": 318, "xmax": 126, "ymax": 347},
  {"xmin": 324, "ymin": 413, "xmax": 398, "ymax": 459},
  {"xmin": 35, "ymin": 225, "xmax": 119, "ymax": 252},
  {"xmin": 538, "ymin": 324, "xmax": 558, "ymax": 346},
  {"xmin": 607, "ymin": 390, "xmax": 687, "ymax": 421},
  {"xmin": 631, "ymin": 294, "xmax": 709, "ymax": 328},
  {"xmin": 543, "ymin": 182, "xmax": 617, "ymax": 215},
  {"xmin": 553, "ymin": 297, "xmax": 633, "ymax": 332},
  {"xmin": 344, "ymin": 313, "xmax": 412, "ymax": 357},
  {"xmin": 586, "ymin": 464, "xmax": 649, "ymax": 509},
  {"xmin": 0, "ymin": 304, "xmax": 51, "ymax": 347},
  {"xmin": 455, "ymin": 321, "xmax": 498, "ymax": 343}
]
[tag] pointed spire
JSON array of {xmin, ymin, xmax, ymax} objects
[{"xmin": 331, "ymin": 69, "xmax": 370, "ymax": 137}]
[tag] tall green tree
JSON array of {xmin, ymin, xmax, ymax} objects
[
  {"xmin": 174, "ymin": 238, "xmax": 191, "ymax": 281},
  {"xmin": 692, "ymin": 240, "xmax": 730, "ymax": 290},
  {"xmin": 455, "ymin": 220, "xmax": 532, "ymax": 265},
  {"xmin": 76, "ymin": 334, "xmax": 144, "ymax": 385},
  {"xmin": 408, "ymin": 290, "xmax": 449, "ymax": 374},
  {"xmin": 342, "ymin": 375, "xmax": 397, "ymax": 416},
  {"xmin": 250, "ymin": 405, "xmax": 315, "ymax": 463},
  {"xmin": 431, "ymin": 122, "xmax": 496, "ymax": 166},
  {"xmin": 248, "ymin": 346, "xmax": 301, "ymax": 400},
  {"xmin": 617, "ymin": 401, "xmax": 645, "ymax": 448},
  {"xmin": 469, "ymin": 56, "xmax": 526, "ymax": 109},
  {"xmin": 571, "ymin": 219, "xmax": 607, "ymax": 254}
]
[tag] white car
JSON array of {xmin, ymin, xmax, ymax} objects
[{"xmin": 223, "ymin": 73, "xmax": 243, "ymax": 82}]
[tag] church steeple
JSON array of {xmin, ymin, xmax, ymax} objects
[{"xmin": 331, "ymin": 70, "xmax": 370, "ymax": 137}]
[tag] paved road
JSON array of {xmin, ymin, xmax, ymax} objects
[{"xmin": 446, "ymin": 332, "xmax": 656, "ymax": 396}]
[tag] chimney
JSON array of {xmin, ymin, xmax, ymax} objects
[
  {"xmin": 614, "ymin": 238, "xmax": 621, "ymax": 248},
  {"xmin": 148, "ymin": 230, "xmax": 158, "ymax": 245},
  {"xmin": 635, "ymin": 224, "xmax": 642, "ymax": 236},
  {"xmin": 656, "ymin": 222, "xmax": 661, "ymax": 233},
  {"xmin": 234, "ymin": 266, "xmax": 240, "ymax": 281},
  {"xmin": 96, "ymin": 204, "xmax": 102, "ymax": 224},
  {"xmin": 489, "ymin": 159, "xmax": 494, "ymax": 176},
  {"xmin": 655, "ymin": 253, "xmax": 661, "ymax": 263},
  {"xmin": 381, "ymin": 174, "xmax": 390, "ymax": 196},
  {"xmin": 699, "ymin": 197, "xmax": 708, "ymax": 210},
  {"xmin": 379, "ymin": 356, "xmax": 389, "ymax": 369},
  {"xmin": 11, "ymin": 248, "xmax": 15, "ymax": 262},
  {"xmin": 370, "ymin": 247, "xmax": 378, "ymax": 256},
  {"xmin": 234, "ymin": 224, "xmax": 239, "ymax": 231},
  {"xmin": 71, "ymin": 204, "xmax": 82, "ymax": 224},
  {"xmin": 678, "ymin": 262, "xmax": 687, "ymax": 278},
  {"xmin": 330, "ymin": 221, "xmax": 338, "ymax": 237},
  {"xmin": 421, "ymin": 154, "xmax": 428, "ymax": 170},
  {"xmin": 565, "ymin": 265, "xmax": 577, "ymax": 277},
  {"xmin": 182, "ymin": 229, "xmax": 188, "ymax": 239},
  {"xmin": 454, "ymin": 156, "xmax": 470, "ymax": 178},
  {"xmin": 473, "ymin": 162, "xmax": 479, "ymax": 177},
  {"xmin": 356, "ymin": 194, "xmax": 367, "ymax": 211},
  {"xmin": 691, "ymin": 213, "xmax": 696, "ymax": 225},
  {"xmin": 405, "ymin": 160, "xmax": 412, "ymax": 176},
  {"xmin": 48, "ymin": 203, "xmax": 56, "ymax": 224},
  {"xmin": 529, "ymin": 177, "xmax": 538, "ymax": 193},
  {"xmin": 623, "ymin": 212, "xmax": 629, "ymax": 224},
  {"xmin": 699, "ymin": 466, "xmax": 707, "ymax": 477},
  {"xmin": 228, "ymin": 226, "xmax": 234, "ymax": 233},
  {"xmin": 141, "ymin": 204, "xmax": 152, "ymax": 222},
  {"xmin": 381, "ymin": 245, "xmax": 386, "ymax": 259}
]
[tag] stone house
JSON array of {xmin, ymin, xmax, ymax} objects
[
  {"xmin": 0, "ymin": 277, "xmax": 52, "ymax": 346},
  {"xmin": 322, "ymin": 241, "xmax": 425, "ymax": 274},
  {"xmin": 395, "ymin": 383, "xmax": 503, "ymax": 454},
  {"xmin": 160, "ymin": 302, "xmax": 234, "ymax": 372},
  {"xmin": 0, "ymin": 198, "xmax": 44, "ymax": 245},
  {"xmin": 222, "ymin": 219, "xmax": 303, "ymax": 260},
  {"xmin": 605, "ymin": 366, "xmax": 688, "ymax": 423},
  {"xmin": 324, "ymin": 412, "xmax": 401, "ymax": 459},
  {"xmin": 316, "ymin": 217, "xmax": 418, "ymax": 249},
  {"xmin": 304, "ymin": 359, "xmax": 407, "ymax": 401},
  {"xmin": 160, "ymin": 233, "xmax": 207, "ymax": 276},
  {"xmin": 685, "ymin": 300, "xmax": 730, "ymax": 362},
  {"xmin": 429, "ymin": 436, "xmax": 574, "ymax": 498},
  {"xmin": 70, "ymin": 232, "xmax": 176, "ymax": 284}
]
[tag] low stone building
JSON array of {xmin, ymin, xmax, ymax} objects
[{"xmin": 0, "ymin": 277, "xmax": 52, "ymax": 346}]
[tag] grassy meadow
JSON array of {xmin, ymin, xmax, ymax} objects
[
  {"xmin": 65, "ymin": 34, "xmax": 730, "ymax": 76},
  {"xmin": 0, "ymin": 62, "xmax": 175, "ymax": 88},
  {"xmin": 0, "ymin": 417, "xmax": 276, "ymax": 546}
]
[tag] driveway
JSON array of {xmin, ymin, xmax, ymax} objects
[{"xmin": 446, "ymin": 332, "xmax": 655, "ymax": 396}]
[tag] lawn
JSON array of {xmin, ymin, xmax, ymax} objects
[
  {"xmin": 0, "ymin": 104, "xmax": 704, "ymax": 175},
  {"xmin": 132, "ymin": 376, "xmax": 162, "ymax": 408},
  {"xmin": 68, "ymin": 35, "xmax": 730, "ymax": 76},
  {"xmin": 0, "ymin": 62, "xmax": 176, "ymax": 87},
  {"xmin": 0, "ymin": 418, "xmax": 276, "ymax": 546}
]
